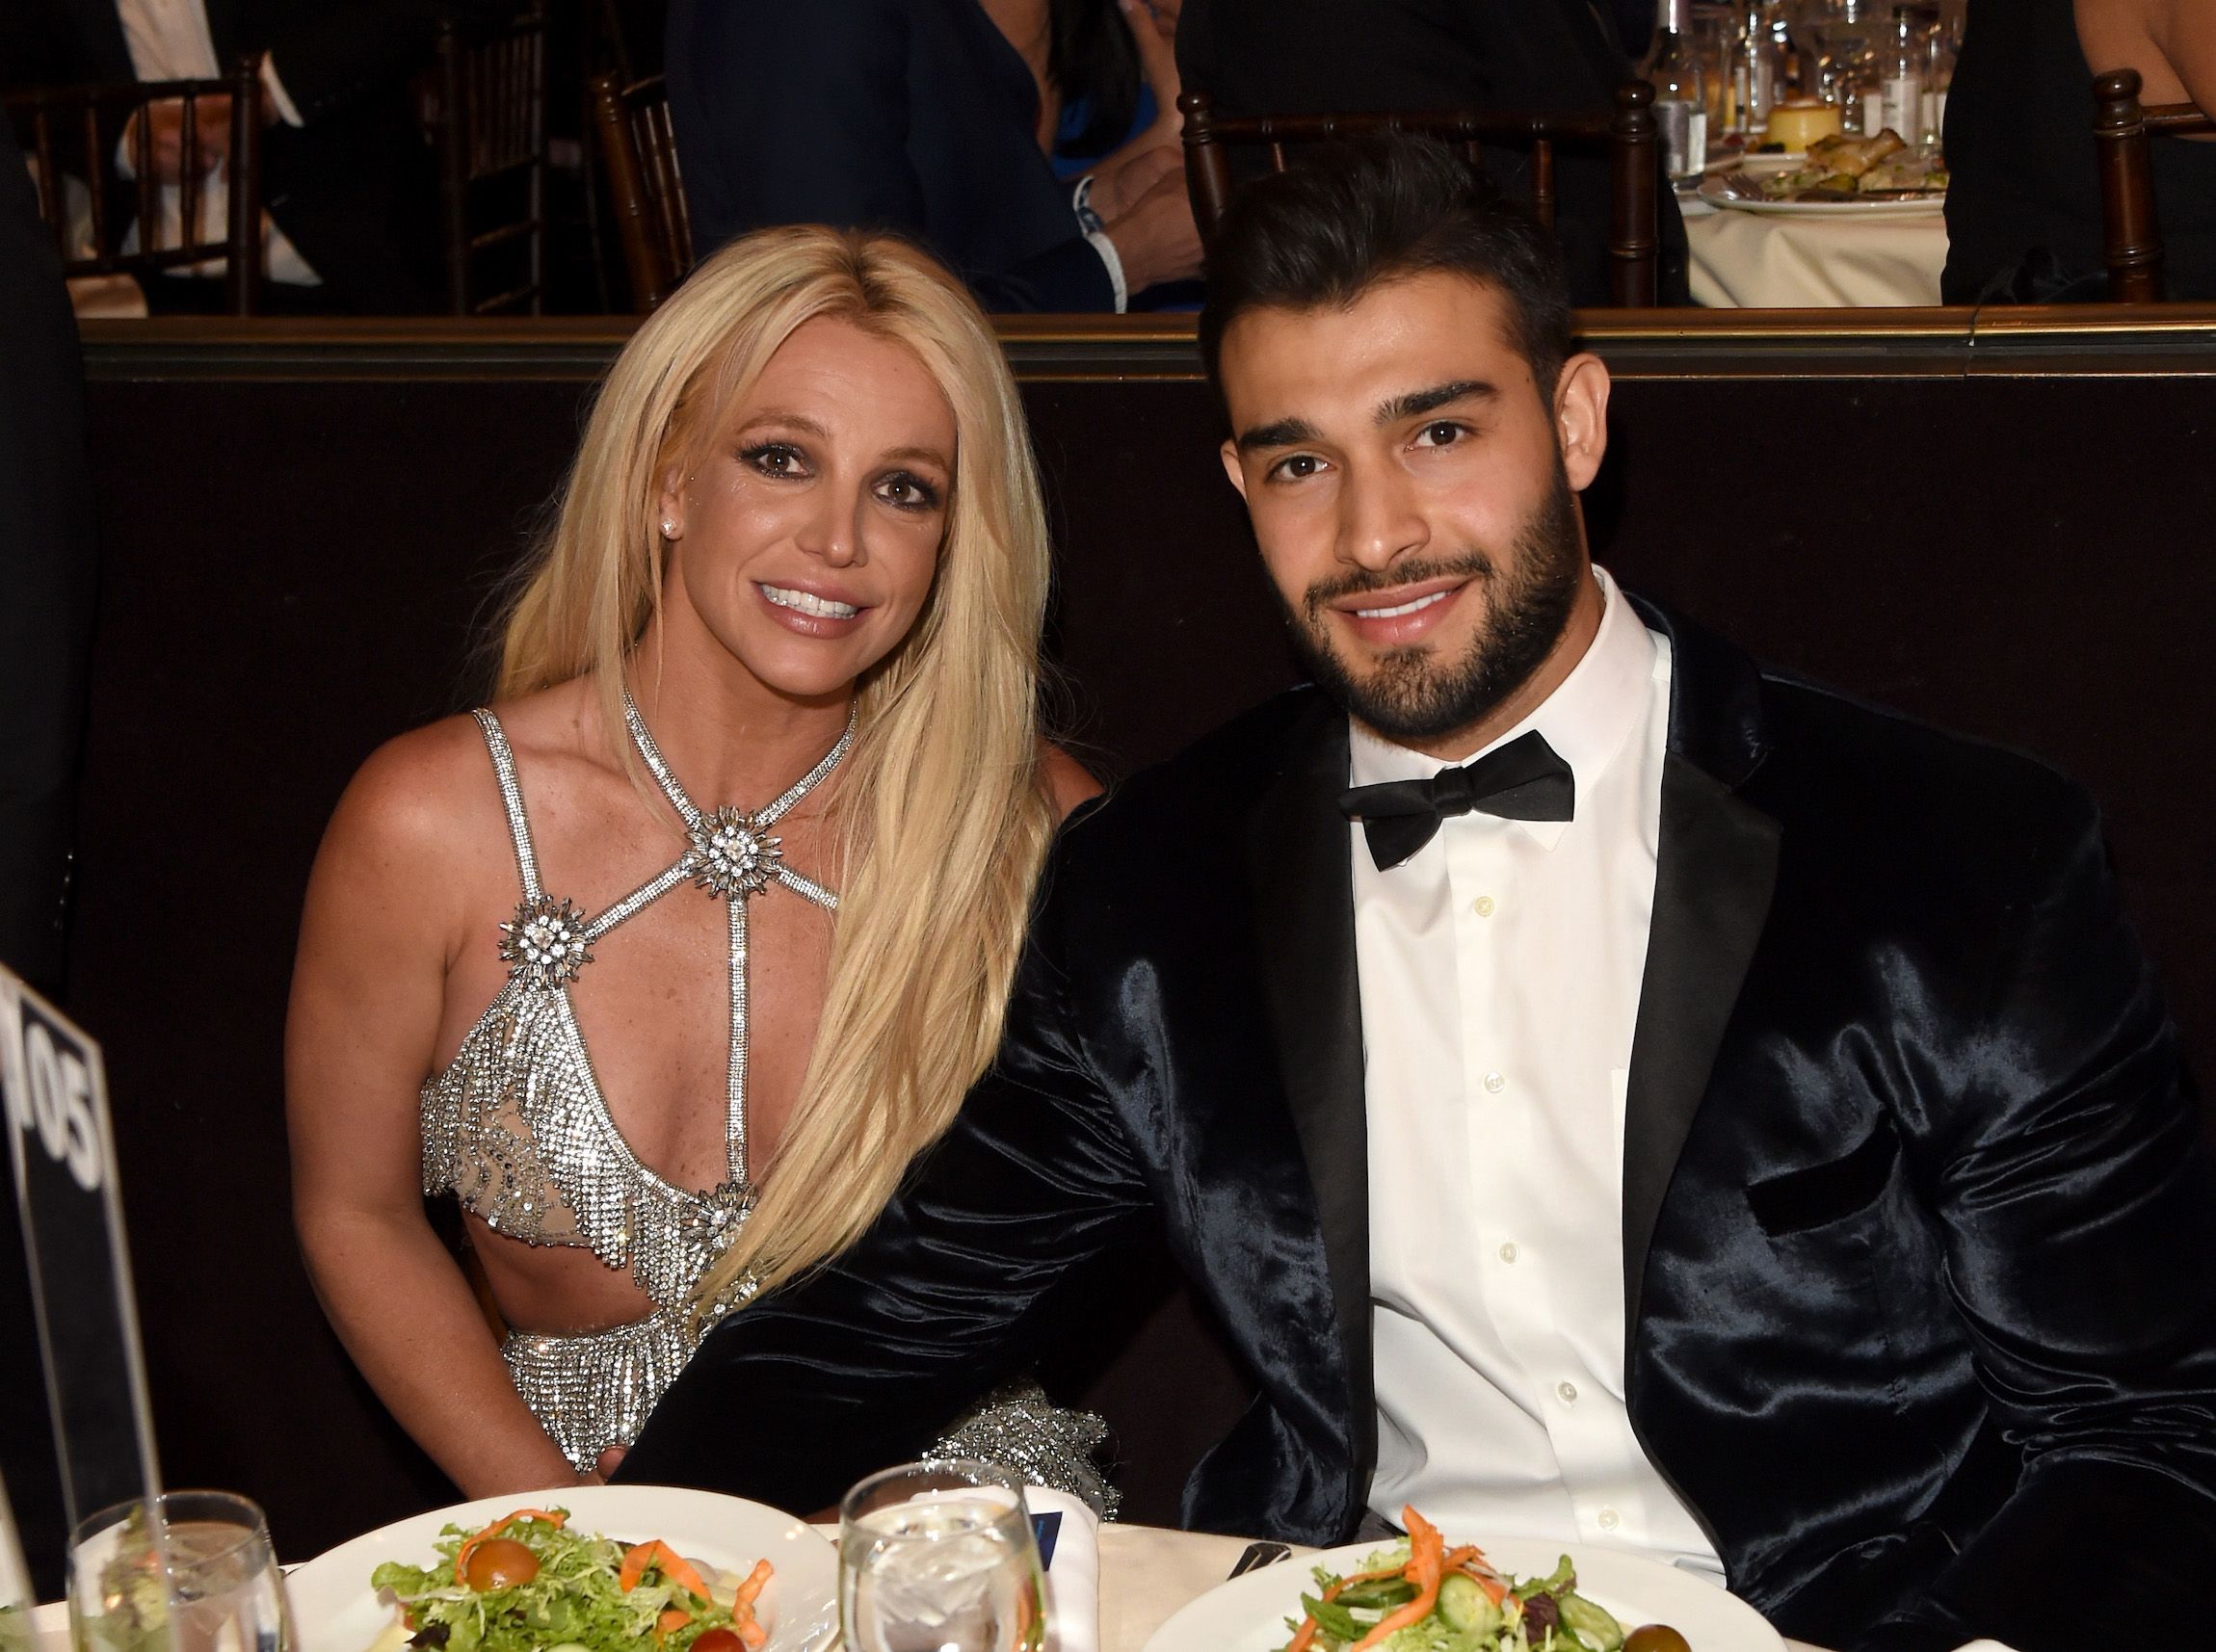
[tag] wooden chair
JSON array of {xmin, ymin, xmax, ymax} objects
[
  {"xmin": 2094, "ymin": 68, "xmax": 2216, "ymax": 303},
  {"xmin": 588, "ymin": 70, "xmax": 692, "ymax": 312},
  {"xmin": 429, "ymin": 3, "xmax": 550, "ymax": 315},
  {"xmin": 4, "ymin": 58, "xmax": 265, "ymax": 314},
  {"xmin": 1178, "ymin": 82, "xmax": 1661, "ymax": 307}
]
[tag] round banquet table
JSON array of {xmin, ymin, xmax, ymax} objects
[{"xmin": 1683, "ymin": 197, "xmax": 1948, "ymax": 308}]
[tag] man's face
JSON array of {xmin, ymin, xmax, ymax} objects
[{"xmin": 1217, "ymin": 272, "xmax": 1611, "ymax": 749}]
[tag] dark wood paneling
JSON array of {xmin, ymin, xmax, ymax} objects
[{"xmin": 52, "ymin": 314, "xmax": 2216, "ymax": 1562}]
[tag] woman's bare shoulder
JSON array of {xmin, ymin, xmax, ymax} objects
[
  {"xmin": 331, "ymin": 683, "xmax": 592, "ymax": 856},
  {"xmin": 1038, "ymin": 741, "xmax": 1105, "ymax": 821}
]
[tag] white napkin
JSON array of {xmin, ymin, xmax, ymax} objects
[{"xmin": 1024, "ymin": 1484, "xmax": 1100, "ymax": 1652}]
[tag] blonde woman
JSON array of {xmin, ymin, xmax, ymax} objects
[{"xmin": 285, "ymin": 226, "xmax": 1096, "ymax": 1497}]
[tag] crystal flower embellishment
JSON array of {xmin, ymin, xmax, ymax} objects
[
  {"xmin": 689, "ymin": 807, "xmax": 782, "ymax": 902},
  {"xmin": 498, "ymin": 894, "xmax": 594, "ymax": 987},
  {"xmin": 679, "ymin": 1177, "xmax": 756, "ymax": 1258}
]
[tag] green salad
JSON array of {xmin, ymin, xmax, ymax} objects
[
  {"xmin": 1279, "ymin": 1508, "xmax": 1648, "ymax": 1652},
  {"xmin": 367, "ymin": 1508, "xmax": 769, "ymax": 1652}
]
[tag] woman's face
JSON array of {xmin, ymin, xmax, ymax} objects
[{"xmin": 660, "ymin": 315, "xmax": 958, "ymax": 704}]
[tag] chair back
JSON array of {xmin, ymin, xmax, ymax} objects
[
  {"xmin": 1177, "ymin": 82, "xmax": 1660, "ymax": 306},
  {"xmin": 2094, "ymin": 67, "xmax": 2216, "ymax": 302},
  {"xmin": 588, "ymin": 71, "xmax": 692, "ymax": 312},
  {"xmin": 4, "ymin": 57, "xmax": 264, "ymax": 313},
  {"xmin": 430, "ymin": 4, "xmax": 550, "ymax": 315}
]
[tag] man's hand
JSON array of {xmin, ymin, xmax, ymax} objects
[{"xmin": 124, "ymin": 95, "xmax": 234, "ymax": 183}]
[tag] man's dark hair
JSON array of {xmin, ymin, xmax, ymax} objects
[{"xmin": 1198, "ymin": 136, "xmax": 1574, "ymax": 403}]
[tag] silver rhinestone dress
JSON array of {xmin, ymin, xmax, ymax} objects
[{"xmin": 420, "ymin": 706, "xmax": 1117, "ymax": 1511}]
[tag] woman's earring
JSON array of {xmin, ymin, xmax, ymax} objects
[{"xmin": 661, "ymin": 519, "xmax": 677, "ymax": 539}]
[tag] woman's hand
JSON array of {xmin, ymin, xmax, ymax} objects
[
  {"xmin": 1085, "ymin": 0, "xmax": 1187, "ymax": 221},
  {"xmin": 1083, "ymin": 0, "xmax": 1201, "ymax": 291}
]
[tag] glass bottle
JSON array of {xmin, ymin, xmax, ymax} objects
[
  {"xmin": 1643, "ymin": 0, "xmax": 1710, "ymax": 179},
  {"xmin": 1734, "ymin": 3, "xmax": 1779, "ymax": 137},
  {"xmin": 1878, "ymin": 5, "xmax": 1925, "ymax": 142}
]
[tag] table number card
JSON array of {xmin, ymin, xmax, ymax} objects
[{"xmin": 0, "ymin": 965, "xmax": 162, "ymax": 1534}]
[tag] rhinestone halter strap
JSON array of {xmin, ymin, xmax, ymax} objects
[{"xmin": 619, "ymin": 688, "xmax": 856, "ymax": 1219}]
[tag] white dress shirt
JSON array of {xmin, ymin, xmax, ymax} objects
[
  {"xmin": 1354, "ymin": 566, "xmax": 1726, "ymax": 1581},
  {"xmin": 116, "ymin": 0, "xmax": 319, "ymax": 285}
]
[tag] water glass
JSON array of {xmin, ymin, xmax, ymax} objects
[
  {"xmin": 68, "ymin": 1492, "xmax": 290, "ymax": 1652},
  {"xmin": 839, "ymin": 1461, "xmax": 1044, "ymax": 1652}
]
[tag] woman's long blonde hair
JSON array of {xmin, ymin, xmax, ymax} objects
[{"xmin": 494, "ymin": 225, "xmax": 1058, "ymax": 1305}]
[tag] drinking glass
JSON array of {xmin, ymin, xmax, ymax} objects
[
  {"xmin": 68, "ymin": 1492, "xmax": 290, "ymax": 1652},
  {"xmin": 839, "ymin": 1461, "xmax": 1045, "ymax": 1652}
]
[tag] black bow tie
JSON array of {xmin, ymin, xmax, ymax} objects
[{"xmin": 1337, "ymin": 729, "xmax": 1575, "ymax": 870}]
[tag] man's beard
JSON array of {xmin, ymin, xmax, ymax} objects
[{"xmin": 1279, "ymin": 455, "xmax": 1586, "ymax": 745}]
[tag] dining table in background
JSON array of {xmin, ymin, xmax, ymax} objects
[{"xmin": 1682, "ymin": 194, "xmax": 1949, "ymax": 307}]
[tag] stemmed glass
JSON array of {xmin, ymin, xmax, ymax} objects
[
  {"xmin": 839, "ymin": 1461, "xmax": 1045, "ymax": 1652},
  {"xmin": 1786, "ymin": 0, "xmax": 1879, "ymax": 124},
  {"xmin": 68, "ymin": 1491, "xmax": 291, "ymax": 1652}
]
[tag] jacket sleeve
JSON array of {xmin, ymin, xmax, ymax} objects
[
  {"xmin": 1877, "ymin": 788, "xmax": 2216, "ymax": 1651},
  {"xmin": 673, "ymin": 0, "xmax": 928, "ymax": 253},
  {"xmin": 0, "ymin": 118, "xmax": 95, "ymax": 995},
  {"xmin": 258, "ymin": 3, "xmax": 441, "ymax": 124},
  {"xmin": 617, "ymin": 839, "xmax": 1156, "ymax": 1509}
]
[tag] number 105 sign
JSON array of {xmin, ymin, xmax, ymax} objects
[{"xmin": 0, "ymin": 965, "xmax": 163, "ymax": 1533}]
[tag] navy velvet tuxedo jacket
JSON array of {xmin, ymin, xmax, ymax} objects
[{"xmin": 621, "ymin": 604, "xmax": 2216, "ymax": 1652}]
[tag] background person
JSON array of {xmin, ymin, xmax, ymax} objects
[
  {"xmin": 0, "ymin": 112, "xmax": 93, "ymax": 1604},
  {"xmin": 1944, "ymin": 0, "xmax": 2216, "ymax": 301},
  {"xmin": 665, "ymin": 0, "xmax": 1202, "ymax": 312},
  {"xmin": 3, "ymin": 0, "xmax": 449, "ymax": 312}
]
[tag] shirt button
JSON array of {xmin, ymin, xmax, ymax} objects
[
  {"xmin": 1557, "ymin": 1380, "xmax": 1579, "ymax": 1405},
  {"xmin": 1498, "ymin": 1242, "xmax": 1518, "ymax": 1264},
  {"xmin": 1483, "ymin": 1071, "xmax": 1507, "ymax": 1094},
  {"xmin": 1598, "ymin": 1508, "xmax": 1620, "ymax": 1532},
  {"xmin": 1472, "ymin": 895, "xmax": 1496, "ymax": 918}
]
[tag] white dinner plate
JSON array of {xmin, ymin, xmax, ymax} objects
[
  {"xmin": 1141, "ymin": 1534, "xmax": 1784, "ymax": 1652},
  {"xmin": 283, "ymin": 1484, "xmax": 838, "ymax": 1652},
  {"xmin": 1696, "ymin": 175, "xmax": 1945, "ymax": 217}
]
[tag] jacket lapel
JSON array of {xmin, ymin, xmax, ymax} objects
[
  {"xmin": 1621, "ymin": 602, "xmax": 1782, "ymax": 1338},
  {"xmin": 1240, "ymin": 693, "xmax": 1376, "ymax": 1490}
]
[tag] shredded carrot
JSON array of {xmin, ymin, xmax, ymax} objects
[
  {"xmin": 453, "ymin": 1508, "xmax": 567, "ymax": 1581},
  {"xmin": 654, "ymin": 1607, "xmax": 693, "ymax": 1640},
  {"xmin": 620, "ymin": 1540, "xmax": 712, "ymax": 1600},
  {"xmin": 732, "ymin": 1559, "xmax": 773, "ymax": 1608},
  {"xmin": 1440, "ymin": 1545, "xmax": 1509, "ymax": 1606},
  {"xmin": 1347, "ymin": 1508, "xmax": 1445, "ymax": 1652}
]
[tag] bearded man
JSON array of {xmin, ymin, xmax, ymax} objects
[{"xmin": 620, "ymin": 139, "xmax": 2216, "ymax": 1652}]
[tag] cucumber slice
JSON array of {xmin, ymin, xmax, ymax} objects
[{"xmin": 1437, "ymin": 1573, "xmax": 1502, "ymax": 1637}]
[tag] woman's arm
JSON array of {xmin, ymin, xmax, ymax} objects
[
  {"xmin": 285, "ymin": 725, "xmax": 580, "ymax": 1498},
  {"xmin": 1040, "ymin": 741, "xmax": 1105, "ymax": 820},
  {"xmin": 2077, "ymin": 0, "xmax": 2216, "ymax": 118}
]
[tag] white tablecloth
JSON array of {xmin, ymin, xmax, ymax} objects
[{"xmin": 1685, "ymin": 198, "xmax": 1949, "ymax": 307}]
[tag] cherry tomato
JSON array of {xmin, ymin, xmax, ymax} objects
[
  {"xmin": 462, "ymin": 1537, "xmax": 541, "ymax": 1591},
  {"xmin": 690, "ymin": 1630, "xmax": 746, "ymax": 1652},
  {"xmin": 1624, "ymin": 1626, "xmax": 1693, "ymax": 1652}
]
